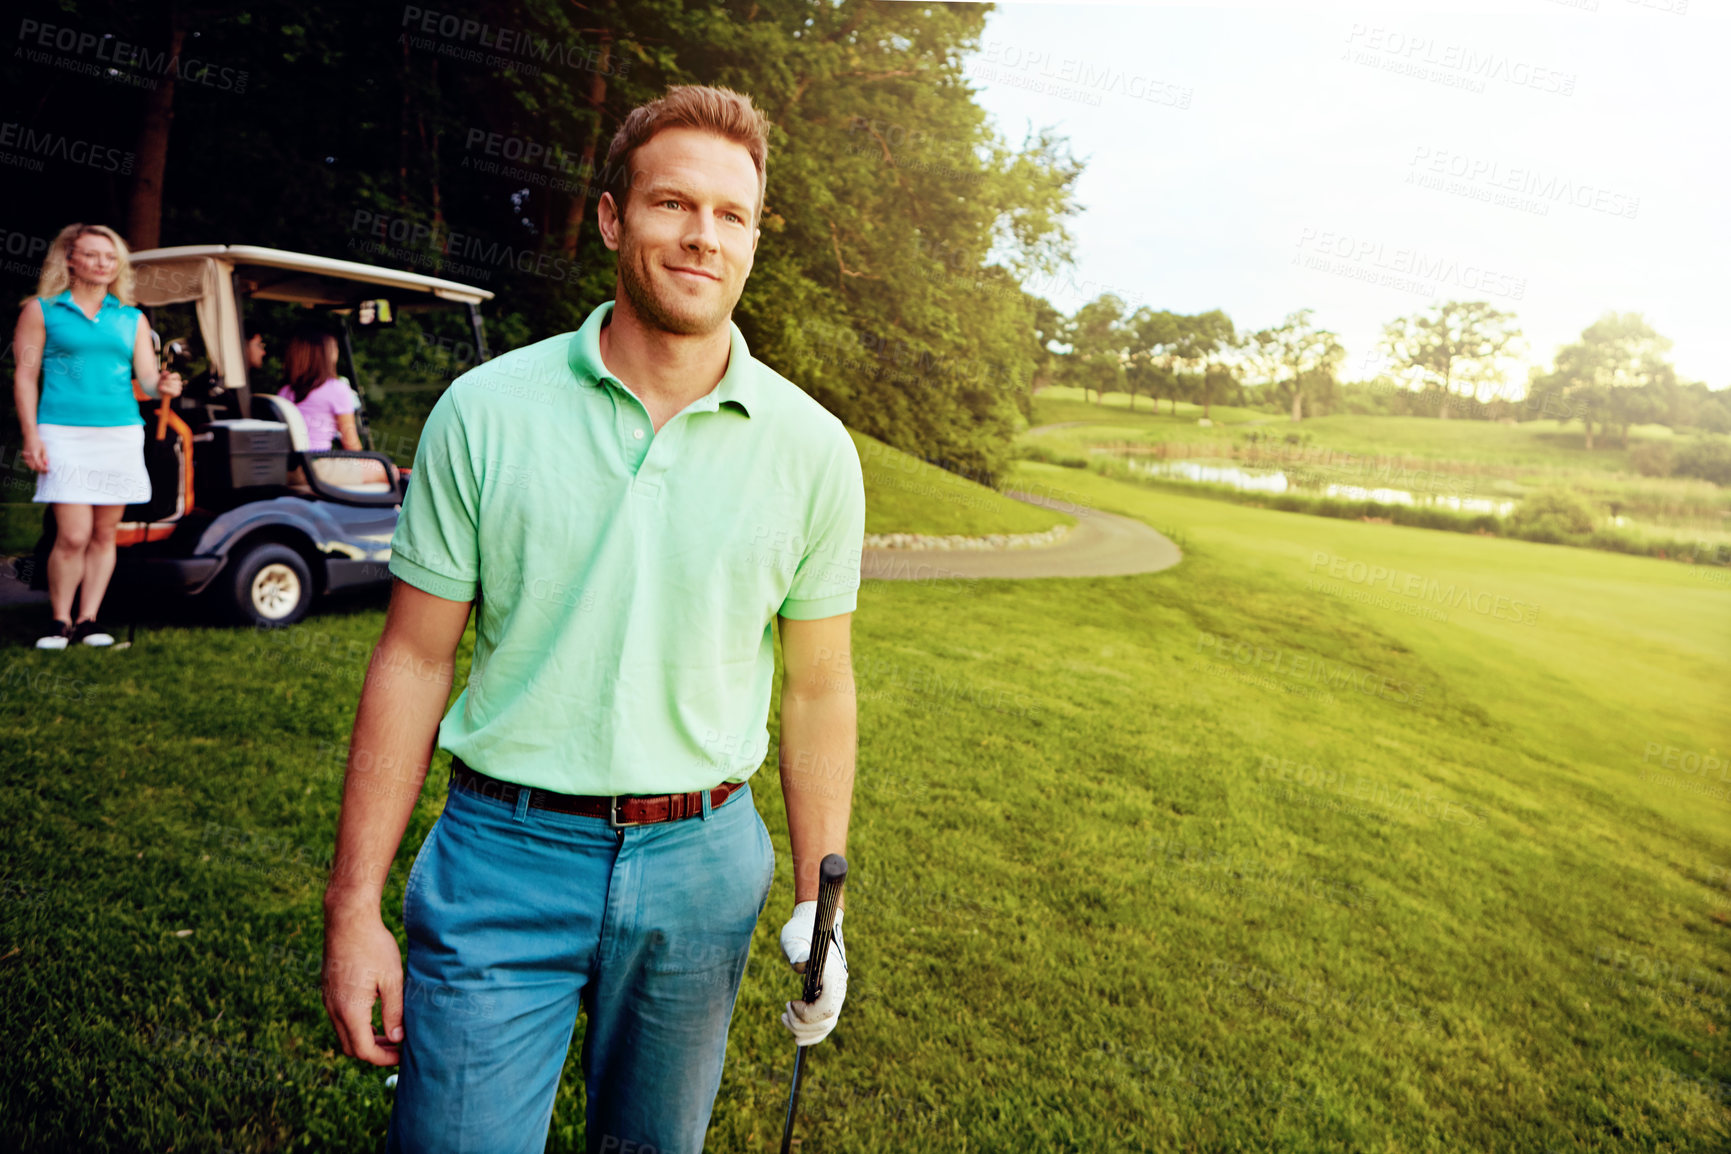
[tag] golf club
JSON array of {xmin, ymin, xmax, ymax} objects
[{"xmin": 779, "ymin": 852, "xmax": 847, "ymax": 1154}]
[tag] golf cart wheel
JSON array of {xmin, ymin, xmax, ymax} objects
[{"xmin": 227, "ymin": 543, "xmax": 313, "ymax": 626}]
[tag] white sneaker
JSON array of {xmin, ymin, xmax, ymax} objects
[
  {"xmin": 74, "ymin": 620, "xmax": 115, "ymax": 647},
  {"xmin": 35, "ymin": 621, "xmax": 73, "ymax": 650}
]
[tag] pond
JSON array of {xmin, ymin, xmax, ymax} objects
[{"xmin": 1114, "ymin": 456, "xmax": 1517, "ymax": 517}]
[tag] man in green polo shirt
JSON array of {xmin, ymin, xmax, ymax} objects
[{"xmin": 320, "ymin": 85, "xmax": 863, "ymax": 1154}]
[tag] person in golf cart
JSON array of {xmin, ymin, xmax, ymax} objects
[
  {"xmin": 277, "ymin": 325, "xmax": 363, "ymax": 453},
  {"xmin": 244, "ymin": 320, "xmax": 268, "ymax": 374}
]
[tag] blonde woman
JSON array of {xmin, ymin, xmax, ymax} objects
[{"xmin": 12, "ymin": 223, "xmax": 182, "ymax": 650}]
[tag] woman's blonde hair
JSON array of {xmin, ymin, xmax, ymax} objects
[{"xmin": 28, "ymin": 223, "xmax": 137, "ymax": 306}]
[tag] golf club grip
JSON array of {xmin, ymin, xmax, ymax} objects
[{"xmin": 799, "ymin": 853, "xmax": 848, "ymax": 1005}]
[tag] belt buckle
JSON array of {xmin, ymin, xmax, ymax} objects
[{"xmin": 608, "ymin": 795, "xmax": 648, "ymax": 830}]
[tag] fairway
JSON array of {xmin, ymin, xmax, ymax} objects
[{"xmin": 3, "ymin": 443, "xmax": 1726, "ymax": 1152}]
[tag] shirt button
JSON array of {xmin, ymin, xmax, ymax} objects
[{"xmin": 633, "ymin": 428, "xmax": 645, "ymax": 440}]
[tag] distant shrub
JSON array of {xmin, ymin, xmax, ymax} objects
[
  {"xmin": 1672, "ymin": 439, "xmax": 1731, "ymax": 486},
  {"xmin": 1627, "ymin": 441, "xmax": 1673, "ymax": 478},
  {"xmin": 1508, "ymin": 489, "xmax": 1597, "ymax": 542}
]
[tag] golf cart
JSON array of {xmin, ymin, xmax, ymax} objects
[{"xmin": 25, "ymin": 245, "xmax": 492, "ymax": 626}]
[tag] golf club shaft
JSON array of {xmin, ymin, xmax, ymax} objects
[{"xmin": 779, "ymin": 853, "xmax": 847, "ymax": 1154}]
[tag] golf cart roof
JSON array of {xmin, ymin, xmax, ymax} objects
[{"xmin": 130, "ymin": 245, "xmax": 495, "ymax": 305}]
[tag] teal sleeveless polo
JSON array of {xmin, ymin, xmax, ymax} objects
[{"xmin": 35, "ymin": 291, "xmax": 145, "ymax": 428}]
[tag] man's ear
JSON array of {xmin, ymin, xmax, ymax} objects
[{"xmin": 598, "ymin": 192, "xmax": 622, "ymax": 252}]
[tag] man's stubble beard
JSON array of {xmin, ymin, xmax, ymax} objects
[{"xmin": 615, "ymin": 222, "xmax": 743, "ymax": 338}]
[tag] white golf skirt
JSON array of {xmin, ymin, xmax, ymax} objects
[{"xmin": 32, "ymin": 423, "xmax": 151, "ymax": 506}]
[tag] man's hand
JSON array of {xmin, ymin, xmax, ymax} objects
[
  {"xmin": 322, "ymin": 901, "xmax": 406, "ymax": 1066},
  {"xmin": 778, "ymin": 902, "xmax": 848, "ymax": 1046}
]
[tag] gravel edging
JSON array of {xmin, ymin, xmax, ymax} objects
[{"xmin": 863, "ymin": 524, "xmax": 1073, "ymax": 551}]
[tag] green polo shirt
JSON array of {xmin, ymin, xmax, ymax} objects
[{"xmin": 387, "ymin": 300, "xmax": 864, "ymax": 795}]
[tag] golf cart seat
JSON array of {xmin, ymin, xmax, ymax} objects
[{"xmin": 252, "ymin": 393, "xmax": 403, "ymax": 505}]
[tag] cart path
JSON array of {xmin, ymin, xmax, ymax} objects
[
  {"xmin": 1026, "ymin": 417, "xmax": 1272, "ymax": 436},
  {"xmin": 862, "ymin": 492, "xmax": 1181, "ymax": 581}
]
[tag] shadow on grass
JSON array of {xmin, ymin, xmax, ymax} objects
[{"xmin": 0, "ymin": 580, "xmax": 394, "ymax": 650}]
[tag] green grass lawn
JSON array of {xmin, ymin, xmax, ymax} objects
[
  {"xmin": 2, "ymin": 437, "xmax": 1726, "ymax": 1150},
  {"xmin": 853, "ymin": 429, "xmax": 1072, "ymax": 537},
  {"xmin": 1033, "ymin": 387, "xmax": 1693, "ymax": 474},
  {"xmin": 1028, "ymin": 395, "xmax": 1731, "ymax": 555},
  {"xmin": 1032, "ymin": 386, "xmax": 1268, "ymax": 429},
  {"xmin": 1, "ymin": 502, "xmax": 47, "ymax": 558}
]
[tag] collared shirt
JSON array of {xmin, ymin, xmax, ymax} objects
[
  {"xmin": 36, "ymin": 291, "xmax": 144, "ymax": 428},
  {"xmin": 388, "ymin": 300, "xmax": 865, "ymax": 795}
]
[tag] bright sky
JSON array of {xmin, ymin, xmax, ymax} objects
[{"xmin": 962, "ymin": 0, "xmax": 1728, "ymax": 393}]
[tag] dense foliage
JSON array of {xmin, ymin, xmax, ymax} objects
[{"xmin": 3, "ymin": 0, "xmax": 1081, "ymax": 483}]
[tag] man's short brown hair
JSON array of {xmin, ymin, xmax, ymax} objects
[{"xmin": 603, "ymin": 85, "xmax": 771, "ymax": 224}]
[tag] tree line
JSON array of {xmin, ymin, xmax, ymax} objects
[{"xmin": 1045, "ymin": 294, "xmax": 1731, "ymax": 450}]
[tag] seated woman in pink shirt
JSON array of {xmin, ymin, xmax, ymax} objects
[{"xmin": 278, "ymin": 327, "xmax": 363, "ymax": 451}]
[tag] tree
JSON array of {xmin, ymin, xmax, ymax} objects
[
  {"xmin": 1201, "ymin": 362, "xmax": 1239, "ymax": 418},
  {"xmin": 125, "ymin": 4, "xmax": 190, "ymax": 251},
  {"xmin": 1182, "ymin": 309, "xmax": 1236, "ymax": 420},
  {"xmin": 1067, "ymin": 294, "xmax": 1128, "ymax": 406},
  {"xmin": 1528, "ymin": 313, "xmax": 1676, "ymax": 448},
  {"xmin": 1260, "ymin": 309, "xmax": 1343, "ymax": 422},
  {"xmin": 1126, "ymin": 308, "xmax": 1192, "ymax": 414},
  {"xmin": 1380, "ymin": 301, "xmax": 1523, "ymax": 420},
  {"xmin": 1026, "ymin": 295, "xmax": 1066, "ymax": 414}
]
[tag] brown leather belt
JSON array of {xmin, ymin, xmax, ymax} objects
[{"xmin": 450, "ymin": 756, "xmax": 745, "ymax": 829}]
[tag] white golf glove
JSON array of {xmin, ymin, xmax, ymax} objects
[{"xmin": 778, "ymin": 902, "xmax": 848, "ymax": 1046}]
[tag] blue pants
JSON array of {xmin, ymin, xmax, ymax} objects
[{"xmin": 385, "ymin": 777, "xmax": 776, "ymax": 1154}]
